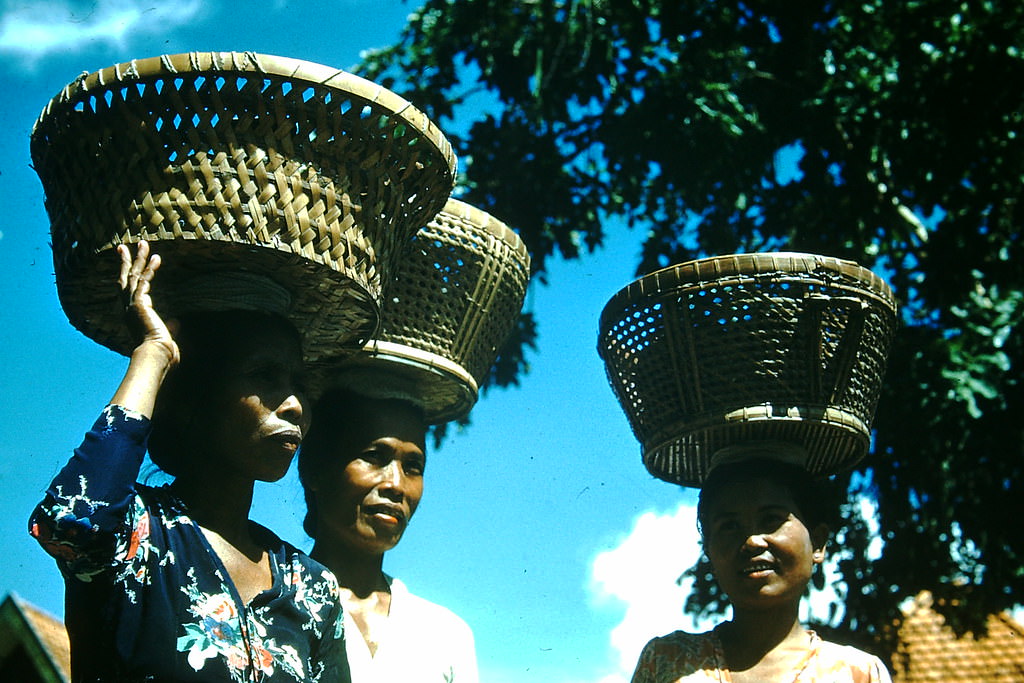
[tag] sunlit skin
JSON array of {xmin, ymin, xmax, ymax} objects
[
  {"xmin": 701, "ymin": 477, "xmax": 828, "ymax": 681},
  {"xmin": 307, "ymin": 398, "xmax": 427, "ymax": 656},
  {"xmin": 113, "ymin": 240, "xmax": 309, "ymax": 605}
]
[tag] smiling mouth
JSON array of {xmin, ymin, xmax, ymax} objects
[{"xmin": 741, "ymin": 561, "xmax": 776, "ymax": 575}]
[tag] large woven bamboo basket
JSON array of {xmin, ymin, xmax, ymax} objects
[
  {"xmin": 31, "ymin": 51, "xmax": 457, "ymax": 360},
  {"xmin": 325, "ymin": 198, "xmax": 531, "ymax": 423},
  {"xmin": 598, "ymin": 252, "xmax": 898, "ymax": 487}
]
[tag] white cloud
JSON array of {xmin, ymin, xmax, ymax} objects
[
  {"xmin": 0, "ymin": 0, "xmax": 201, "ymax": 66},
  {"xmin": 589, "ymin": 503, "xmax": 715, "ymax": 683}
]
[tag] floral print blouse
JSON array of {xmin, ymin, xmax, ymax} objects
[
  {"xmin": 631, "ymin": 626, "xmax": 892, "ymax": 683},
  {"xmin": 29, "ymin": 405, "xmax": 350, "ymax": 683}
]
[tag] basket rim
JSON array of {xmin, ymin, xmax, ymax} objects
[
  {"xmin": 33, "ymin": 50, "xmax": 456, "ymax": 177},
  {"xmin": 363, "ymin": 340, "xmax": 479, "ymax": 394},
  {"xmin": 439, "ymin": 198, "xmax": 531, "ymax": 263},
  {"xmin": 598, "ymin": 252, "xmax": 897, "ymax": 340}
]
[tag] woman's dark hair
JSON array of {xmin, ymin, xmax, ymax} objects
[
  {"xmin": 696, "ymin": 457, "xmax": 839, "ymax": 536},
  {"xmin": 147, "ymin": 310, "xmax": 301, "ymax": 478},
  {"xmin": 298, "ymin": 387, "xmax": 425, "ymax": 539},
  {"xmin": 298, "ymin": 388, "xmax": 356, "ymax": 538}
]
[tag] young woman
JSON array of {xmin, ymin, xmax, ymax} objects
[
  {"xmin": 299, "ymin": 388, "xmax": 479, "ymax": 682},
  {"xmin": 631, "ymin": 456, "xmax": 891, "ymax": 683},
  {"xmin": 29, "ymin": 241, "xmax": 350, "ymax": 682}
]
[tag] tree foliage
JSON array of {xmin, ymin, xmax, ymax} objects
[{"xmin": 359, "ymin": 0, "xmax": 1024, "ymax": 658}]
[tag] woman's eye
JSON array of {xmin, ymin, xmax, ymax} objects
[
  {"xmin": 714, "ymin": 520, "xmax": 739, "ymax": 535},
  {"xmin": 246, "ymin": 365, "xmax": 278, "ymax": 381},
  {"xmin": 360, "ymin": 450, "xmax": 386, "ymax": 465}
]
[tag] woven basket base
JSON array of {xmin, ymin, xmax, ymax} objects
[
  {"xmin": 59, "ymin": 239, "xmax": 379, "ymax": 362},
  {"xmin": 316, "ymin": 341, "xmax": 477, "ymax": 424},
  {"xmin": 643, "ymin": 405, "xmax": 870, "ymax": 487}
]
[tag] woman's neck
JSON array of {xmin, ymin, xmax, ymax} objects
[
  {"xmin": 171, "ymin": 474, "xmax": 271, "ymax": 605},
  {"xmin": 311, "ymin": 543, "xmax": 393, "ymax": 657},
  {"xmin": 310, "ymin": 542, "xmax": 389, "ymax": 597},
  {"xmin": 718, "ymin": 603, "xmax": 806, "ymax": 672},
  {"xmin": 171, "ymin": 475, "xmax": 256, "ymax": 546}
]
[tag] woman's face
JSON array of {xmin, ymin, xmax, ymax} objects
[
  {"xmin": 701, "ymin": 477, "xmax": 827, "ymax": 613},
  {"xmin": 310, "ymin": 398, "xmax": 427, "ymax": 556},
  {"xmin": 205, "ymin": 323, "xmax": 310, "ymax": 484}
]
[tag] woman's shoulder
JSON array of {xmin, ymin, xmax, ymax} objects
[
  {"xmin": 646, "ymin": 629, "xmax": 717, "ymax": 644},
  {"xmin": 809, "ymin": 632, "xmax": 892, "ymax": 681},
  {"xmin": 388, "ymin": 576, "xmax": 474, "ymax": 637},
  {"xmin": 642, "ymin": 628, "xmax": 719, "ymax": 656},
  {"xmin": 248, "ymin": 529, "xmax": 344, "ymax": 632},
  {"xmin": 252, "ymin": 524, "xmax": 339, "ymax": 585},
  {"xmin": 633, "ymin": 629, "xmax": 722, "ymax": 682}
]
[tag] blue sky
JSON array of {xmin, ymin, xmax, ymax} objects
[{"xmin": 0, "ymin": 2, "xmax": 849, "ymax": 681}]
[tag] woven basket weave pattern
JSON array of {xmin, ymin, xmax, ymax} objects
[
  {"xmin": 599, "ymin": 253, "xmax": 897, "ymax": 486},
  {"xmin": 31, "ymin": 52, "xmax": 456, "ymax": 359},
  {"xmin": 383, "ymin": 205, "xmax": 531, "ymax": 384},
  {"xmin": 334, "ymin": 199, "xmax": 531, "ymax": 423}
]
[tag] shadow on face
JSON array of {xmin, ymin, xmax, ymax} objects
[{"xmin": 149, "ymin": 311, "xmax": 308, "ymax": 481}]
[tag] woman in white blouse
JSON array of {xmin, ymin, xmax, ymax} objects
[{"xmin": 299, "ymin": 387, "xmax": 479, "ymax": 683}]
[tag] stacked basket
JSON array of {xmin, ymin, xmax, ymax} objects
[
  {"xmin": 325, "ymin": 198, "xmax": 532, "ymax": 423},
  {"xmin": 598, "ymin": 252, "xmax": 898, "ymax": 487},
  {"xmin": 31, "ymin": 51, "xmax": 457, "ymax": 360}
]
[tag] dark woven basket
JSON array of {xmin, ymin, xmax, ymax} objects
[
  {"xmin": 31, "ymin": 51, "xmax": 457, "ymax": 360},
  {"xmin": 325, "ymin": 198, "xmax": 531, "ymax": 422},
  {"xmin": 598, "ymin": 252, "xmax": 898, "ymax": 486}
]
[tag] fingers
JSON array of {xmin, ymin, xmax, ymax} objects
[
  {"xmin": 142, "ymin": 251, "xmax": 162, "ymax": 282},
  {"xmin": 117, "ymin": 244, "xmax": 131, "ymax": 291},
  {"xmin": 117, "ymin": 241, "xmax": 176, "ymax": 352},
  {"xmin": 118, "ymin": 241, "xmax": 161, "ymax": 294}
]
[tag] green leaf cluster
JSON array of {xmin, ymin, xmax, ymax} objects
[{"xmin": 360, "ymin": 0, "xmax": 1024, "ymax": 659}]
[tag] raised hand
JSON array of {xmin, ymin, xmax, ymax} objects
[
  {"xmin": 111, "ymin": 241, "xmax": 179, "ymax": 416},
  {"xmin": 117, "ymin": 240, "xmax": 179, "ymax": 365}
]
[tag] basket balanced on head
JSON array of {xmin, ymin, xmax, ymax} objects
[
  {"xmin": 598, "ymin": 252, "xmax": 898, "ymax": 487},
  {"xmin": 31, "ymin": 51, "xmax": 457, "ymax": 360},
  {"xmin": 323, "ymin": 198, "xmax": 532, "ymax": 423}
]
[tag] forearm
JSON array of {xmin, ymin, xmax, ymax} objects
[{"xmin": 110, "ymin": 339, "xmax": 177, "ymax": 419}]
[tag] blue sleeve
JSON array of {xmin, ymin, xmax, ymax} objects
[
  {"xmin": 313, "ymin": 594, "xmax": 352, "ymax": 683},
  {"xmin": 29, "ymin": 404, "xmax": 152, "ymax": 581}
]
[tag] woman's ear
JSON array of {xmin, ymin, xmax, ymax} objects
[{"xmin": 810, "ymin": 523, "xmax": 829, "ymax": 564}]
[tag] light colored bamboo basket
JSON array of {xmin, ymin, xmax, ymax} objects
[
  {"xmin": 598, "ymin": 252, "xmax": 898, "ymax": 486},
  {"xmin": 324, "ymin": 198, "xmax": 531, "ymax": 422},
  {"xmin": 31, "ymin": 51, "xmax": 457, "ymax": 360}
]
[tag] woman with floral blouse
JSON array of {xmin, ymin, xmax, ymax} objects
[
  {"xmin": 29, "ymin": 241, "xmax": 350, "ymax": 683},
  {"xmin": 631, "ymin": 456, "xmax": 891, "ymax": 683}
]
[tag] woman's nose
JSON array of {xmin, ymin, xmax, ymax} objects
[
  {"xmin": 742, "ymin": 531, "xmax": 770, "ymax": 552},
  {"xmin": 277, "ymin": 391, "xmax": 305, "ymax": 424},
  {"xmin": 379, "ymin": 461, "xmax": 409, "ymax": 496}
]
